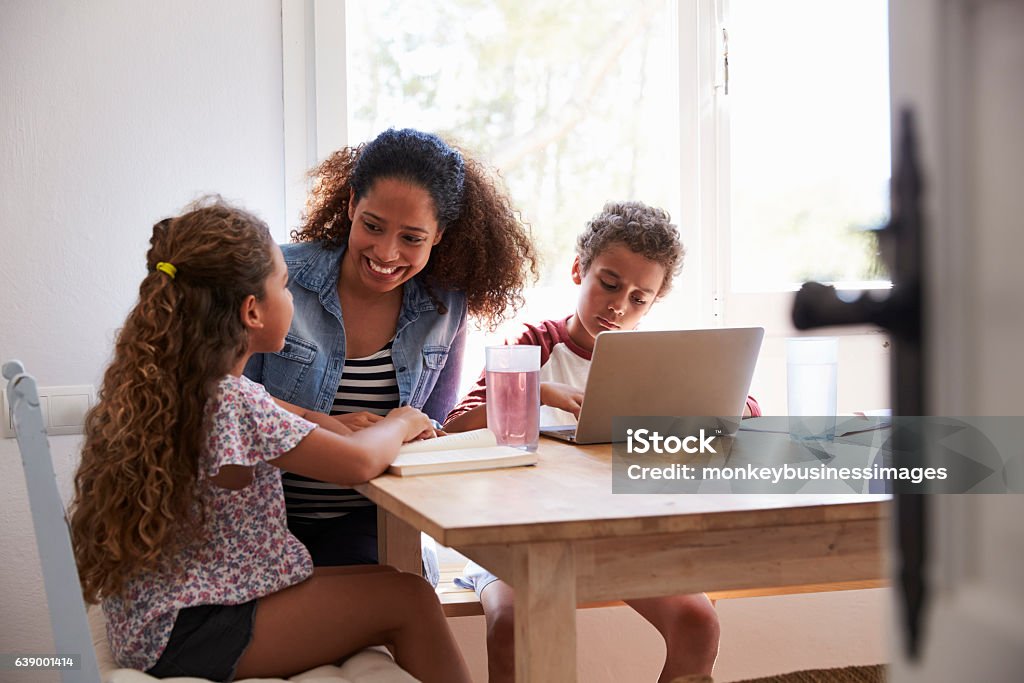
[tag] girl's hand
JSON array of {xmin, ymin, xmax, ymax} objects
[
  {"xmin": 335, "ymin": 411, "xmax": 385, "ymax": 431},
  {"xmin": 540, "ymin": 382, "xmax": 584, "ymax": 418},
  {"xmin": 383, "ymin": 406, "xmax": 434, "ymax": 442}
]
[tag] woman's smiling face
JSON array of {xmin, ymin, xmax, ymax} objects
[{"xmin": 344, "ymin": 177, "xmax": 442, "ymax": 293}]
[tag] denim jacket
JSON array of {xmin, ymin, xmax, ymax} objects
[{"xmin": 244, "ymin": 241, "xmax": 467, "ymax": 424}]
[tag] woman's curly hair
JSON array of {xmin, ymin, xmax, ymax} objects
[
  {"xmin": 70, "ymin": 197, "xmax": 276, "ymax": 604},
  {"xmin": 576, "ymin": 201, "xmax": 685, "ymax": 297},
  {"xmin": 296, "ymin": 128, "xmax": 537, "ymax": 327}
]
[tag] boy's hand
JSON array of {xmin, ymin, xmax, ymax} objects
[
  {"xmin": 335, "ymin": 411, "xmax": 385, "ymax": 431},
  {"xmin": 383, "ymin": 406, "xmax": 435, "ymax": 442},
  {"xmin": 540, "ymin": 382, "xmax": 584, "ymax": 418}
]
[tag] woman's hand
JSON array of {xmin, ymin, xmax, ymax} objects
[
  {"xmin": 540, "ymin": 382, "xmax": 584, "ymax": 418},
  {"xmin": 406, "ymin": 426, "xmax": 446, "ymax": 441},
  {"xmin": 382, "ymin": 406, "xmax": 435, "ymax": 442},
  {"xmin": 335, "ymin": 411, "xmax": 385, "ymax": 431}
]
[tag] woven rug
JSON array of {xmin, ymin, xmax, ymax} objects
[
  {"xmin": 731, "ymin": 664, "xmax": 887, "ymax": 683},
  {"xmin": 670, "ymin": 666, "xmax": 886, "ymax": 683}
]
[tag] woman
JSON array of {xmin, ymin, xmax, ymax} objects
[{"xmin": 245, "ymin": 128, "xmax": 535, "ymax": 566}]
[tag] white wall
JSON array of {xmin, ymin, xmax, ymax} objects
[
  {"xmin": 0, "ymin": 0, "xmax": 286, "ymax": 677},
  {"xmin": 0, "ymin": 2, "xmax": 886, "ymax": 681}
]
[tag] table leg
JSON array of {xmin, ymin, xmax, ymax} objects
[
  {"xmin": 512, "ymin": 541, "xmax": 577, "ymax": 683},
  {"xmin": 376, "ymin": 508, "xmax": 421, "ymax": 574}
]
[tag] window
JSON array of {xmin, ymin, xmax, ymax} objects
[
  {"xmin": 725, "ymin": 0, "xmax": 891, "ymax": 294},
  {"xmin": 286, "ymin": 0, "xmax": 893, "ymax": 408}
]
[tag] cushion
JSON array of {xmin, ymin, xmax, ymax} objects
[{"xmin": 88, "ymin": 607, "xmax": 419, "ymax": 683}]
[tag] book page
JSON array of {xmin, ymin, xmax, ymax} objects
[{"xmin": 398, "ymin": 428, "xmax": 498, "ymax": 454}]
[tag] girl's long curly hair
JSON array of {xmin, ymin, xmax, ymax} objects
[
  {"xmin": 70, "ymin": 197, "xmax": 276, "ymax": 604},
  {"xmin": 296, "ymin": 128, "xmax": 537, "ymax": 328}
]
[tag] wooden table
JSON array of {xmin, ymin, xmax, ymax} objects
[{"xmin": 356, "ymin": 436, "xmax": 889, "ymax": 682}]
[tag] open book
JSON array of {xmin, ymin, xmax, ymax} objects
[{"xmin": 388, "ymin": 429, "xmax": 538, "ymax": 477}]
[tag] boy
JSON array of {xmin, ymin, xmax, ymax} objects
[{"xmin": 445, "ymin": 201, "xmax": 759, "ymax": 682}]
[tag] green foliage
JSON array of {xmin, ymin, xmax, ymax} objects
[
  {"xmin": 347, "ymin": 0, "xmax": 890, "ymax": 291},
  {"xmin": 348, "ymin": 0, "xmax": 675, "ymax": 286}
]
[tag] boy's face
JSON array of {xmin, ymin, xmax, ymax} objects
[{"xmin": 567, "ymin": 243, "xmax": 666, "ymax": 351}]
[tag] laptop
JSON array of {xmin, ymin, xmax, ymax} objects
[{"xmin": 540, "ymin": 327, "xmax": 764, "ymax": 444}]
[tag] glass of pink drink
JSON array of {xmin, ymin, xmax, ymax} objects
[{"xmin": 485, "ymin": 345, "xmax": 541, "ymax": 451}]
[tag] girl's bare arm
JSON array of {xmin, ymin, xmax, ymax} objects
[{"xmin": 270, "ymin": 406, "xmax": 432, "ymax": 484}]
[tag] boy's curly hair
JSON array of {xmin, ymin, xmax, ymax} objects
[
  {"xmin": 576, "ymin": 201, "xmax": 685, "ymax": 296},
  {"xmin": 70, "ymin": 197, "xmax": 276, "ymax": 603},
  {"xmin": 296, "ymin": 128, "xmax": 537, "ymax": 328}
]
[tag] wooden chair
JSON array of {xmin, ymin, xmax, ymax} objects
[{"xmin": 3, "ymin": 360, "xmax": 417, "ymax": 683}]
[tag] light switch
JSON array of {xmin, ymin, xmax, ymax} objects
[
  {"xmin": 1, "ymin": 384, "xmax": 94, "ymax": 438},
  {"xmin": 49, "ymin": 393, "xmax": 90, "ymax": 429}
]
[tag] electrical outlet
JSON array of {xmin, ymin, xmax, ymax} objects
[{"xmin": 1, "ymin": 384, "xmax": 95, "ymax": 438}]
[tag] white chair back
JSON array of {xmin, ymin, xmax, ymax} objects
[{"xmin": 4, "ymin": 360, "xmax": 102, "ymax": 683}]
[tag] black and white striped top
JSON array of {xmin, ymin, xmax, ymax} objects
[{"xmin": 282, "ymin": 341, "xmax": 400, "ymax": 520}]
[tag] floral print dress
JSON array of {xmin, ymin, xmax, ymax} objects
[{"xmin": 103, "ymin": 375, "xmax": 317, "ymax": 670}]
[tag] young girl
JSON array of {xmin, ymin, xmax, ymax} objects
[
  {"xmin": 69, "ymin": 198, "xmax": 472, "ymax": 682},
  {"xmin": 245, "ymin": 128, "xmax": 536, "ymax": 567}
]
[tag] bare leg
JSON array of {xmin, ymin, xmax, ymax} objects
[
  {"xmin": 626, "ymin": 594, "xmax": 720, "ymax": 683},
  {"xmin": 481, "ymin": 582, "xmax": 717, "ymax": 683},
  {"xmin": 312, "ymin": 565, "xmax": 402, "ymax": 659},
  {"xmin": 479, "ymin": 580, "xmax": 517, "ymax": 683},
  {"xmin": 235, "ymin": 569, "xmax": 471, "ymax": 683}
]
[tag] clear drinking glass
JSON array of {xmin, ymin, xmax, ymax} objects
[
  {"xmin": 787, "ymin": 337, "xmax": 839, "ymax": 441},
  {"xmin": 485, "ymin": 345, "xmax": 541, "ymax": 451}
]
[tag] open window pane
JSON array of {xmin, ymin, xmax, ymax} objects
[{"xmin": 726, "ymin": 0, "xmax": 891, "ymax": 292}]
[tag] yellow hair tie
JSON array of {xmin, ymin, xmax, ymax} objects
[{"xmin": 155, "ymin": 262, "xmax": 177, "ymax": 279}]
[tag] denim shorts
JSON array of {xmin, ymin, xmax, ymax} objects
[{"xmin": 146, "ymin": 601, "xmax": 257, "ymax": 682}]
